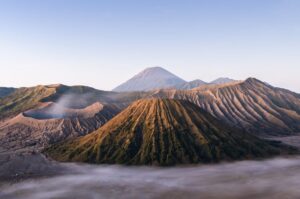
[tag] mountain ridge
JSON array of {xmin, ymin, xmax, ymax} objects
[
  {"xmin": 113, "ymin": 67, "xmax": 241, "ymax": 91},
  {"xmin": 2, "ymin": 76, "xmax": 300, "ymax": 137},
  {"xmin": 150, "ymin": 78, "xmax": 300, "ymax": 135}
]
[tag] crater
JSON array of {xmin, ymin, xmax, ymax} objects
[{"xmin": 23, "ymin": 102, "xmax": 103, "ymax": 120}]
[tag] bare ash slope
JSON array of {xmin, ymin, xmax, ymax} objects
[
  {"xmin": 45, "ymin": 99, "xmax": 290, "ymax": 166},
  {"xmin": 151, "ymin": 78, "xmax": 300, "ymax": 135},
  {"xmin": 0, "ymin": 102, "xmax": 120, "ymax": 153}
]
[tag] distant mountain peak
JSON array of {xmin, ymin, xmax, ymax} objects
[
  {"xmin": 134, "ymin": 66, "xmax": 176, "ymax": 77},
  {"xmin": 144, "ymin": 66, "xmax": 165, "ymax": 70},
  {"xmin": 242, "ymin": 77, "xmax": 269, "ymax": 87},
  {"xmin": 210, "ymin": 77, "xmax": 237, "ymax": 85},
  {"xmin": 113, "ymin": 66, "xmax": 186, "ymax": 92},
  {"xmin": 190, "ymin": 79, "xmax": 206, "ymax": 83},
  {"xmin": 244, "ymin": 77, "xmax": 260, "ymax": 83}
]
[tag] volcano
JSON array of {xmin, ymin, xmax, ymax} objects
[
  {"xmin": 46, "ymin": 99, "xmax": 287, "ymax": 166},
  {"xmin": 113, "ymin": 67, "xmax": 186, "ymax": 92},
  {"xmin": 0, "ymin": 102, "xmax": 120, "ymax": 153}
]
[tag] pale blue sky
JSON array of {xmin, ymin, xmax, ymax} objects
[{"xmin": 0, "ymin": 0, "xmax": 300, "ymax": 92}]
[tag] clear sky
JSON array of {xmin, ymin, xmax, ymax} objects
[{"xmin": 0, "ymin": 0, "xmax": 300, "ymax": 92}]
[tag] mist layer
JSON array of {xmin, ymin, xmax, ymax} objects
[{"xmin": 1, "ymin": 157, "xmax": 300, "ymax": 199}]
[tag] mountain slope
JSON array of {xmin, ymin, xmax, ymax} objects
[
  {"xmin": 0, "ymin": 87, "xmax": 16, "ymax": 98},
  {"xmin": 0, "ymin": 86, "xmax": 57, "ymax": 120},
  {"xmin": 0, "ymin": 84, "xmax": 149, "ymax": 120},
  {"xmin": 210, "ymin": 77, "xmax": 237, "ymax": 84},
  {"xmin": 45, "ymin": 99, "xmax": 286, "ymax": 166},
  {"xmin": 151, "ymin": 78, "xmax": 300, "ymax": 135},
  {"xmin": 113, "ymin": 67, "xmax": 186, "ymax": 92},
  {"xmin": 176, "ymin": 79, "xmax": 207, "ymax": 90}
]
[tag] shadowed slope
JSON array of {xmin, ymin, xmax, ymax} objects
[
  {"xmin": 0, "ymin": 87, "xmax": 16, "ymax": 98},
  {"xmin": 46, "ymin": 99, "xmax": 288, "ymax": 166}
]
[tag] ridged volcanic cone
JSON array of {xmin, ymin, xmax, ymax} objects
[{"xmin": 45, "ymin": 99, "xmax": 288, "ymax": 165}]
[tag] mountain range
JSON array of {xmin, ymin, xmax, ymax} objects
[
  {"xmin": 1, "ymin": 66, "xmax": 300, "ymax": 165},
  {"xmin": 45, "ymin": 99, "xmax": 289, "ymax": 165},
  {"xmin": 113, "ymin": 66, "xmax": 237, "ymax": 92},
  {"xmin": 150, "ymin": 78, "xmax": 300, "ymax": 135}
]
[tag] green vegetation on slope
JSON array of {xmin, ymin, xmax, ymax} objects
[
  {"xmin": 0, "ymin": 84, "xmax": 149, "ymax": 120},
  {"xmin": 0, "ymin": 86, "xmax": 56, "ymax": 119}
]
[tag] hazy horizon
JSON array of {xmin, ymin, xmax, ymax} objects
[{"xmin": 1, "ymin": 0, "xmax": 300, "ymax": 92}]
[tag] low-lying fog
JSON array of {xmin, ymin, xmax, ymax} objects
[{"xmin": 2, "ymin": 156, "xmax": 300, "ymax": 199}]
